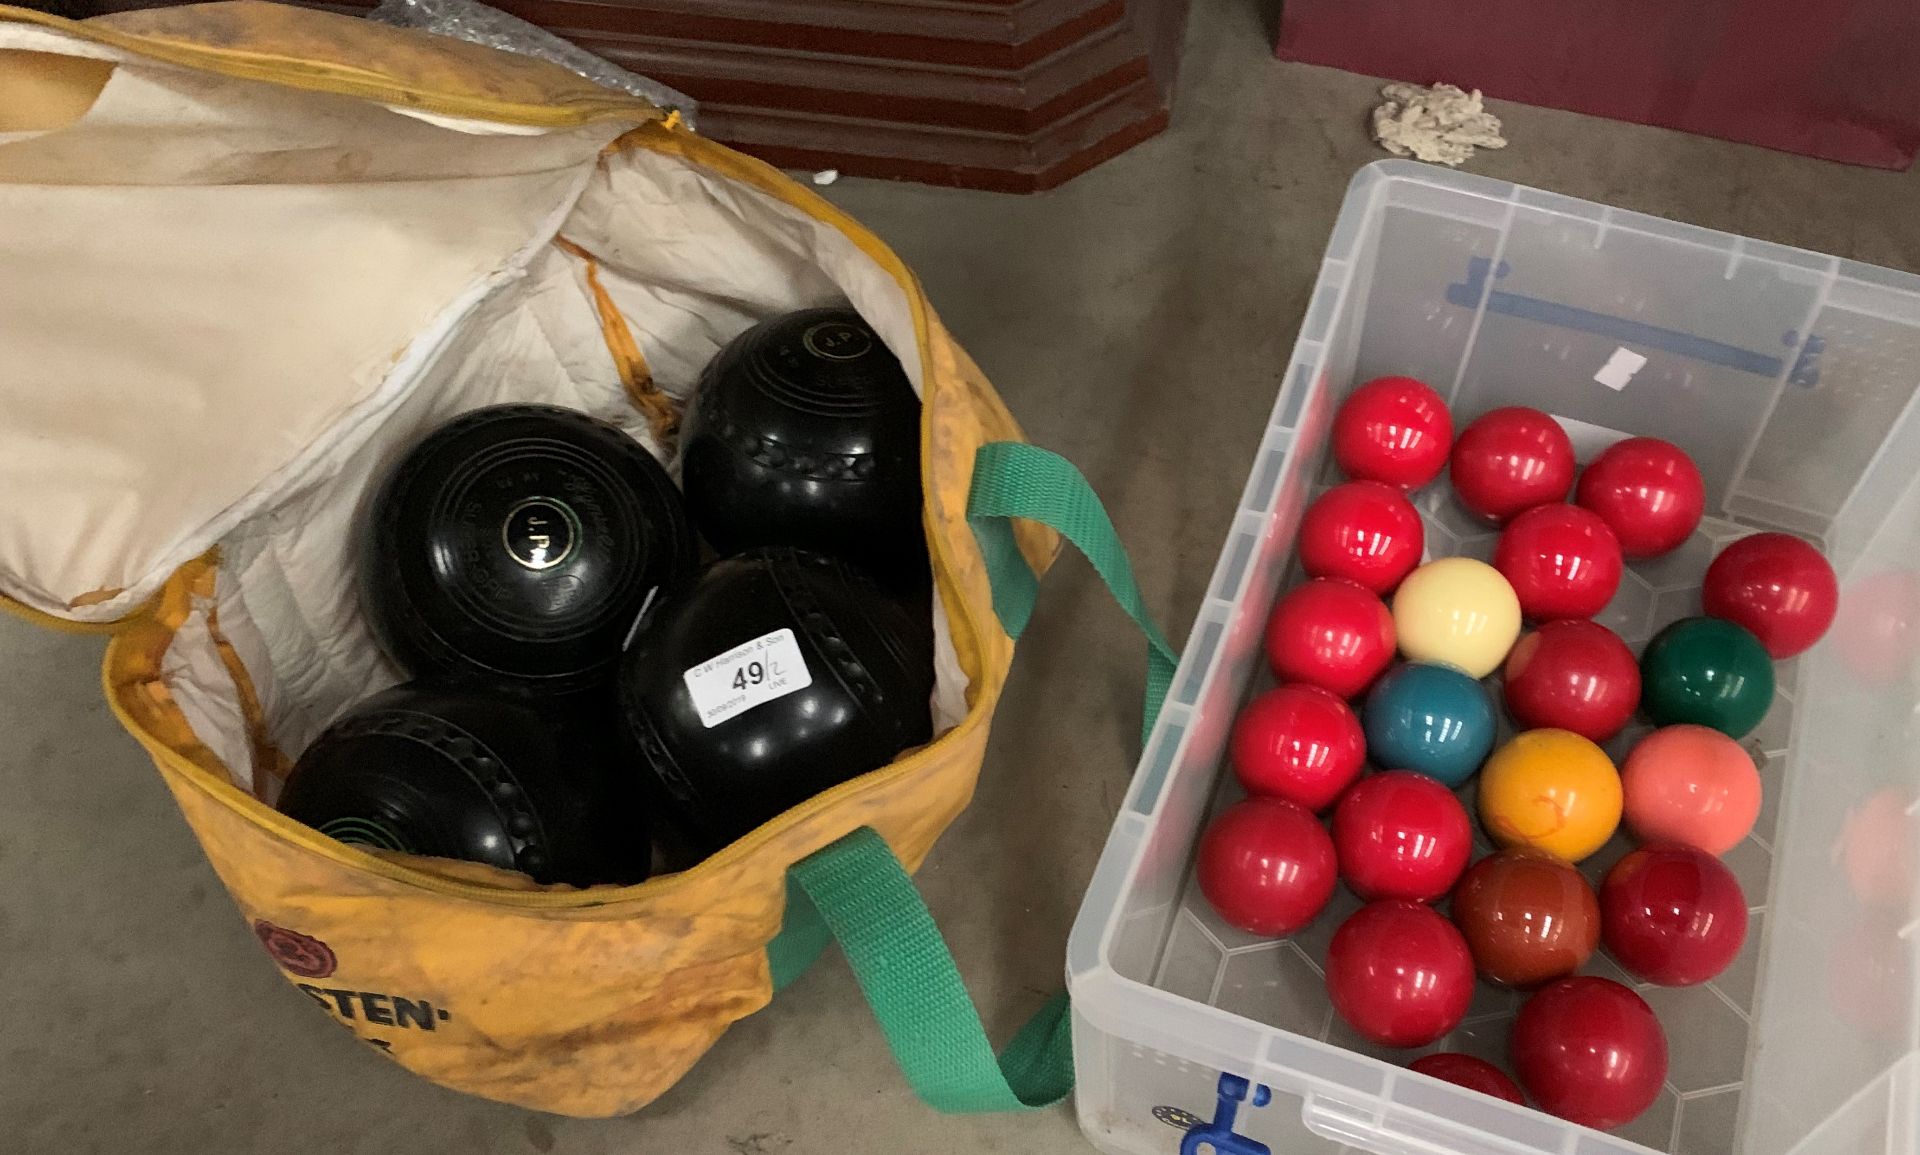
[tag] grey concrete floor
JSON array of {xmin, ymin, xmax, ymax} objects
[{"xmin": 5, "ymin": 0, "xmax": 1919, "ymax": 1151}]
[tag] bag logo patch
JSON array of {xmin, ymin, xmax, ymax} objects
[{"xmin": 254, "ymin": 920, "xmax": 338, "ymax": 979}]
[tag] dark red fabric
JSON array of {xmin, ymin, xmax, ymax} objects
[{"xmin": 1275, "ymin": 0, "xmax": 1920, "ymax": 169}]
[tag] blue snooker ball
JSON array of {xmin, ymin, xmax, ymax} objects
[{"xmin": 1362, "ymin": 662, "xmax": 1497, "ymax": 787}]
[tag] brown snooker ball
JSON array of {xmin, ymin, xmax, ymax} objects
[{"xmin": 1450, "ymin": 847, "xmax": 1601, "ymax": 987}]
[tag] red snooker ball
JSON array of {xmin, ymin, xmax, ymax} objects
[
  {"xmin": 1333, "ymin": 376, "xmax": 1454, "ymax": 489},
  {"xmin": 1501, "ymin": 620, "xmax": 1640, "ymax": 741},
  {"xmin": 1702, "ymin": 532, "xmax": 1839, "ymax": 659},
  {"xmin": 1266, "ymin": 578, "xmax": 1397, "ymax": 699},
  {"xmin": 1326, "ymin": 900, "xmax": 1475, "ymax": 1047},
  {"xmin": 1449, "ymin": 407, "xmax": 1575, "ymax": 525},
  {"xmin": 1599, "ymin": 844, "xmax": 1748, "ymax": 986},
  {"xmin": 1331, "ymin": 771, "xmax": 1472, "ymax": 902},
  {"xmin": 1299, "ymin": 482, "xmax": 1425, "ymax": 594},
  {"xmin": 1231, "ymin": 684, "xmax": 1367, "ymax": 811},
  {"xmin": 1512, "ymin": 978, "xmax": 1667, "ymax": 1130},
  {"xmin": 1196, "ymin": 796, "xmax": 1338, "ymax": 936},
  {"xmin": 1408, "ymin": 1053, "xmax": 1526, "ymax": 1105},
  {"xmin": 1575, "ymin": 437, "xmax": 1705, "ymax": 559},
  {"xmin": 1493, "ymin": 505, "xmax": 1623, "ymax": 620}
]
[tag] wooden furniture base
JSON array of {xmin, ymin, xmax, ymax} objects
[
  {"xmin": 390, "ymin": 0, "xmax": 1192, "ymax": 192},
  {"xmin": 66, "ymin": 0, "xmax": 1191, "ymax": 190}
]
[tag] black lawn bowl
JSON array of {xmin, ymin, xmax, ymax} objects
[
  {"xmin": 617, "ymin": 546, "xmax": 935, "ymax": 851},
  {"xmin": 680, "ymin": 308, "xmax": 926, "ymax": 589},
  {"xmin": 280, "ymin": 681, "xmax": 651, "ymax": 887},
  {"xmin": 363, "ymin": 404, "xmax": 696, "ymax": 693}
]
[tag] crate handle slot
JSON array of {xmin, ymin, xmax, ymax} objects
[{"xmin": 1302, "ymin": 1090, "xmax": 1547, "ymax": 1155}]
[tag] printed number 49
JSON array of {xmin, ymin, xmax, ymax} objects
[{"xmin": 732, "ymin": 662, "xmax": 766, "ymax": 691}]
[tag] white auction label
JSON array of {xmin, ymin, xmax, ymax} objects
[
  {"xmin": 1593, "ymin": 346, "xmax": 1648, "ymax": 391},
  {"xmin": 682, "ymin": 628, "xmax": 813, "ymax": 729}
]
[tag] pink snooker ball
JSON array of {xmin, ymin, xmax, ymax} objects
[{"xmin": 1620, "ymin": 725, "xmax": 1763, "ymax": 856}]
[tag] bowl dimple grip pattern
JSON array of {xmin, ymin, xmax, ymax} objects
[{"xmin": 330, "ymin": 707, "xmax": 553, "ymax": 873}]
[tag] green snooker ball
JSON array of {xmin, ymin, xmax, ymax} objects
[{"xmin": 1640, "ymin": 617, "xmax": 1775, "ymax": 738}]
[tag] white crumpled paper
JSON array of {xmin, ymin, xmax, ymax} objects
[{"xmin": 1370, "ymin": 82, "xmax": 1507, "ymax": 167}]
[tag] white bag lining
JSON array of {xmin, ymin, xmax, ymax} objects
[
  {"xmin": 162, "ymin": 599, "xmax": 256, "ymax": 791},
  {"xmin": 0, "ymin": 173, "xmax": 615, "ymax": 621},
  {"xmin": 0, "ymin": 22, "xmax": 630, "ymax": 621}
]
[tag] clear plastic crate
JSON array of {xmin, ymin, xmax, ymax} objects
[{"xmin": 1066, "ymin": 160, "xmax": 1920, "ymax": 1155}]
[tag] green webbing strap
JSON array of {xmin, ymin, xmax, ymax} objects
[
  {"xmin": 767, "ymin": 875, "xmax": 833, "ymax": 993},
  {"xmin": 764, "ymin": 440, "xmax": 1177, "ymax": 1112},
  {"xmin": 966, "ymin": 441, "xmax": 1180, "ymax": 743},
  {"xmin": 789, "ymin": 828, "xmax": 1074, "ymax": 1111}
]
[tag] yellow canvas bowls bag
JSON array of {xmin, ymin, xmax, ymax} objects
[{"xmin": 0, "ymin": 1, "xmax": 1175, "ymax": 1118}]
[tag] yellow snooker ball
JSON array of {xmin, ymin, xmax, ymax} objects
[
  {"xmin": 1391, "ymin": 557, "xmax": 1521, "ymax": 678},
  {"xmin": 1478, "ymin": 729, "xmax": 1623, "ymax": 862}
]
